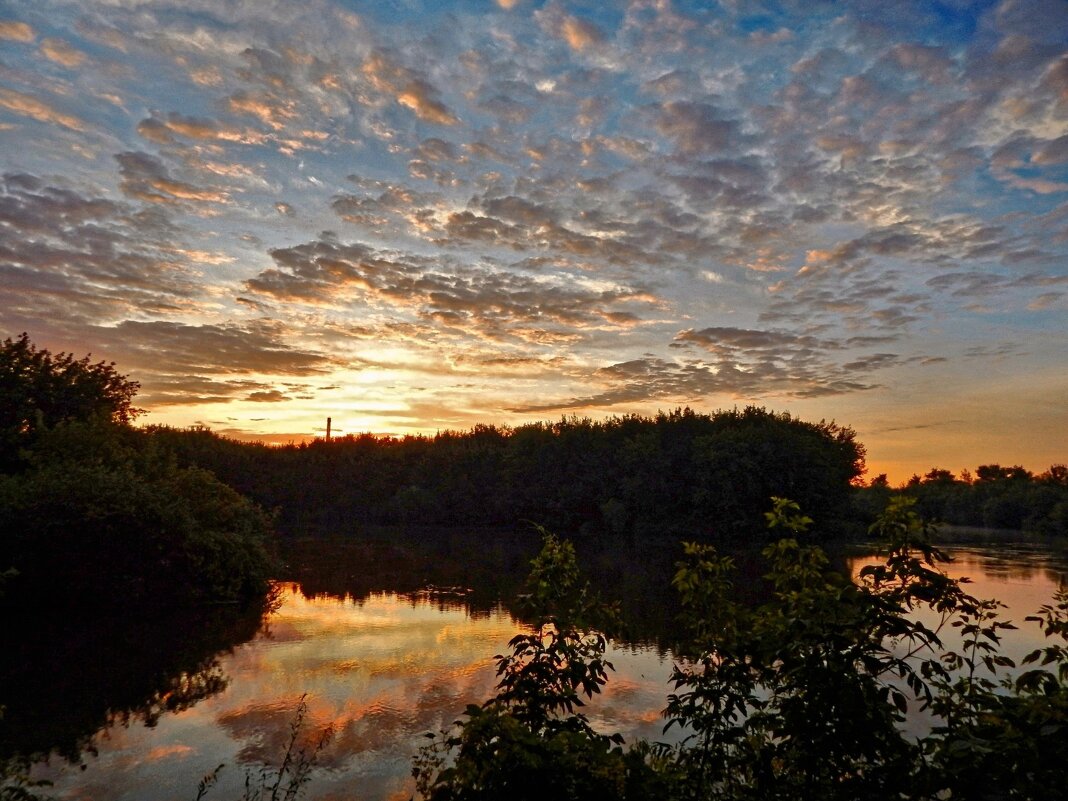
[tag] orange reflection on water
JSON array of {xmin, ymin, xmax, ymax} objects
[
  {"xmin": 208, "ymin": 586, "xmax": 526, "ymax": 797},
  {"xmin": 33, "ymin": 584, "xmax": 673, "ymax": 801}
]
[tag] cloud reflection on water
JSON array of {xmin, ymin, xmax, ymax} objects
[
  {"xmin": 34, "ymin": 585, "xmax": 671, "ymax": 801},
  {"xmin": 33, "ymin": 543, "xmax": 1065, "ymax": 800}
]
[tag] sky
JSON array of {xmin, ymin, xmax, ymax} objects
[{"xmin": 0, "ymin": 0, "xmax": 1066, "ymax": 483}]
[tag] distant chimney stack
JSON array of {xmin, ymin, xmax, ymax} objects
[{"xmin": 326, "ymin": 416, "xmax": 332, "ymax": 440}]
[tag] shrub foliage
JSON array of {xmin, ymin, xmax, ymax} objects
[
  {"xmin": 414, "ymin": 499, "xmax": 1068, "ymax": 800},
  {"xmin": 0, "ymin": 336, "xmax": 274, "ymax": 610}
]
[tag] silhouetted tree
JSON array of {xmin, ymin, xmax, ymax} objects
[
  {"xmin": 0, "ymin": 333, "xmax": 140, "ymax": 469},
  {"xmin": 0, "ymin": 336, "xmax": 274, "ymax": 613}
]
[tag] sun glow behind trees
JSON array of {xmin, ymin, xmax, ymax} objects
[{"xmin": 0, "ymin": 1, "xmax": 1065, "ymax": 481}]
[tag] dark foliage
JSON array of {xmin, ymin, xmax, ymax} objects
[
  {"xmin": 413, "ymin": 500, "xmax": 1068, "ymax": 801},
  {"xmin": 414, "ymin": 531, "xmax": 666, "ymax": 801},
  {"xmin": 0, "ymin": 333, "xmax": 140, "ymax": 470},
  {"xmin": 854, "ymin": 464, "xmax": 1068, "ymax": 535},
  {"xmin": 0, "ymin": 336, "xmax": 275, "ymax": 613},
  {"xmin": 0, "ymin": 421, "xmax": 275, "ymax": 611},
  {"xmin": 151, "ymin": 407, "xmax": 865, "ymax": 541}
]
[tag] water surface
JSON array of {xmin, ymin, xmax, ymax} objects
[
  {"xmin": 12, "ymin": 535, "xmax": 1067, "ymax": 801},
  {"xmin": 25, "ymin": 586, "xmax": 673, "ymax": 801}
]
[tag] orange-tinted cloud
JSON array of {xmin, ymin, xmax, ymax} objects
[
  {"xmin": 362, "ymin": 52, "xmax": 458, "ymax": 125},
  {"xmin": 0, "ymin": 87, "xmax": 85, "ymax": 131},
  {"xmin": 0, "ymin": 20, "xmax": 34, "ymax": 42},
  {"xmin": 247, "ymin": 236, "xmax": 658, "ymax": 344},
  {"xmin": 116, "ymin": 151, "xmax": 230, "ymax": 204},
  {"xmin": 39, "ymin": 37, "xmax": 87, "ymax": 67},
  {"xmin": 397, "ymin": 81, "xmax": 459, "ymax": 126},
  {"xmin": 561, "ymin": 16, "xmax": 603, "ymax": 51}
]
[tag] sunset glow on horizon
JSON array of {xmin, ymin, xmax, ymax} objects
[{"xmin": 1, "ymin": 0, "xmax": 1066, "ymax": 483}]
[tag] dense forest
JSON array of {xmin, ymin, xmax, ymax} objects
[
  {"xmin": 855, "ymin": 465, "xmax": 1068, "ymax": 537},
  {"xmin": 151, "ymin": 407, "xmax": 865, "ymax": 541},
  {"xmin": 150, "ymin": 410, "xmax": 1068, "ymax": 542}
]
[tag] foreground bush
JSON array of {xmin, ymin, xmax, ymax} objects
[
  {"xmin": 414, "ymin": 531, "xmax": 668, "ymax": 801},
  {"xmin": 415, "ymin": 499, "xmax": 1068, "ymax": 801}
]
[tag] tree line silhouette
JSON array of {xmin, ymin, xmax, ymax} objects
[
  {"xmin": 150, "ymin": 407, "xmax": 866, "ymax": 541},
  {"xmin": 857, "ymin": 464, "xmax": 1068, "ymax": 536}
]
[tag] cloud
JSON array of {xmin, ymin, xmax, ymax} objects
[
  {"xmin": 398, "ymin": 81, "xmax": 459, "ymax": 126},
  {"xmin": 227, "ymin": 90, "xmax": 296, "ymax": 131},
  {"xmin": 451, "ymin": 352, "xmax": 571, "ymax": 376},
  {"xmin": 477, "ymin": 93, "xmax": 534, "ymax": 126},
  {"xmin": 0, "ymin": 20, "xmax": 34, "ymax": 42},
  {"xmin": 416, "ymin": 137, "xmax": 462, "ymax": 162},
  {"xmin": 511, "ymin": 351, "xmax": 880, "ymax": 414},
  {"xmin": 332, "ymin": 182, "xmax": 443, "ymax": 232},
  {"xmin": 0, "ymin": 173, "xmax": 206, "ymax": 323},
  {"xmin": 246, "ymin": 389, "xmax": 288, "ymax": 402},
  {"xmin": 246, "ymin": 235, "xmax": 658, "ymax": 343},
  {"xmin": 759, "ymin": 207, "xmax": 1065, "ymax": 334},
  {"xmin": 137, "ymin": 111, "xmax": 263, "ymax": 146},
  {"xmin": 515, "ymin": 316, "xmax": 938, "ymax": 412},
  {"xmin": 674, "ymin": 326, "xmax": 826, "ymax": 352},
  {"xmin": 442, "ymin": 210, "xmax": 524, "ymax": 244},
  {"xmin": 39, "ymin": 37, "xmax": 87, "ymax": 68},
  {"xmin": 654, "ymin": 101, "xmax": 740, "ymax": 155},
  {"xmin": 926, "ymin": 270, "xmax": 1068, "ymax": 299},
  {"xmin": 1032, "ymin": 134, "xmax": 1068, "ymax": 165},
  {"xmin": 134, "ymin": 376, "xmax": 275, "ymax": 406},
  {"xmin": 667, "ymin": 325, "xmax": 913, "ymax": 397},
  {"xmin": 116, "ymin": 151, "xmax": 230, "ymax": 205},
  {"xmin": 1027, "ymin": 292, "xmax": 1064, "ymax": 311},
  {"xmin": 362, "ymin": 51, "xmax": 458, "ymax": 125},
  {"xmin": 431, "ymin": 192, "xmax": 683, "ymax": 269},
  {"xmin": 89, "ymin": 320, "xmax": 334, "ymax": 406},
  {"xmin": 0, "ymin": 87, "xmax": 86, "ymax": 131},
  {"xmin": 536, "ymin": 5, "xmax": 605, "ymax": 52},
  {"xmin": 561, "ymin": 16, "xmax": 604, "ymax": 51},
  {"xmin": 883, "ymin": 42, "xmax": 954, "ymax": 84},
  {"xmin": 0, "ymin": 206, "xmax": 330, "ymax": 400}
]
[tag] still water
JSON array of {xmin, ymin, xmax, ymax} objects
[{"xmin": 12, "ymin": 535, "xmax": 1068, "ymax": 801}]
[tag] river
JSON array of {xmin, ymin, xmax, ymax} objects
[{"xmin": 6, "ymin": 532, "xmax": 1066, "ymax": 801}]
